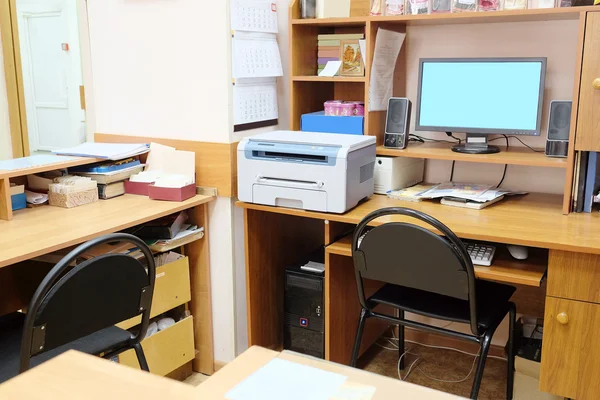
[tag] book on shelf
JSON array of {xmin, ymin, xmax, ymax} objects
[
  {"xmin": 317, "ymin": 34, "xmax": 364, "ymax": 40},
  {"xmin": 318, "ymin": 39, "xmax": 341, "ymax": 47},
  {"xmin": 98, "ymin": 181, "xmax": 126, "ymax": 200},
  {"xmin": 74, "ymin": 163, "xmax": 144, "ymax": 184},
  {"xmin": 69, "ymin": 158, "xmax": 140, "ymax": 173},
  {"xmin": 441, "ymin": 195, "xmax": 505, "ymax": 210},
  {"xmin": 577, "ymin": 151, "xmax": 600, "ymax": 213}
]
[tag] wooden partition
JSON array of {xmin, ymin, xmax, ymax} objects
[{"xmin": 95, "ymin": 134, "xmax": 238, "ymax": 197}]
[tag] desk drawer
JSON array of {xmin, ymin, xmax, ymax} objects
[
  {"xmin": 547, "ymin": 250, "xmax": 600, "ymax": 303},
  {"xmin": 540, "ymin": 297, "xmax": 600, "ymax": 399},
  {"xmin": 119, "ymin": 316, "xmax": 195, "ymax": 376},
  {"xmin": 117, "ymin": 256, "xmax": 191, "ymax": 330}
]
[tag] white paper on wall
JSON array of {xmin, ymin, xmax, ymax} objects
[
  {"xmin": 232, "ymin": 32, "xmax": 283, "ymax": 79},
  {"xmin": 231, "ymin": 0, "xmax": 279, "ymax": 34},
  {"xmin": 233, "ymin": 77, "xmax": 279, "ymax": 125},
  {"xmin": 369, "ymin": 29, "xmax": 406, "ymax": 111}
]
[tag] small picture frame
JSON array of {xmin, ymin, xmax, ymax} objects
[{"xmin": 339, "ymin": 40, "xmax": 364, "ymax": 77}]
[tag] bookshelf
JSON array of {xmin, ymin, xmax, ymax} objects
[{"xmin": 289, "ymin": 0, "xmax": 600, "ymax": 213}]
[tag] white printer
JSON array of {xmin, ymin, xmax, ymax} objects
[{"xmin": 238, "ymin": 131, "xmax": 376, "ymax": 213}]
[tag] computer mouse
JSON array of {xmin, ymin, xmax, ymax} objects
[{"xmin": 507, "ymin": 245, "xmax": 528, "ymax": 260}]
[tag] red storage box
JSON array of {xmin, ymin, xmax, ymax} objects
[
  {"xmin": 148, "ymin": 183, "xmax": 196, "ymax": 202},
  {"xmin": 124, "ymin": 180, "xmax": 153, "ymax": 196}
]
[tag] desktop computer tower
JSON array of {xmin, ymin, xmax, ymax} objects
[{"xmin": 284, "ymin": 262, "xmax": 325, "ymax": 359}]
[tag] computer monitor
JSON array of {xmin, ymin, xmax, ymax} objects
[{"xmin": 415, "ymin": 57, "xmax": 546, "ymax": 154}]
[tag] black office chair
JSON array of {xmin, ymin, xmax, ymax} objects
[
  {"xmin": 350, "ymin": 207, "xmax": 516, "ymax": 400},
  {"xmin": 0, "ymin": 233, "xmax": 155, "ymax": 383}
]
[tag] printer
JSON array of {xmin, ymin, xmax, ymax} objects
[{"xmin": 238, "ymin": 131, "xmax": 376, "ymax": 213}]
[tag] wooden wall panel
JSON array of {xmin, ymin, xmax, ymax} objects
[{"xmin": 95, "ymin": 134, "xmax": 237, "ymax": 197}]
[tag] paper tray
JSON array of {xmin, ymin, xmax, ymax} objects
[
  {"xmin": 124, "ymin": 180, "xmax": 152, "ymax": 196},
  {"xmin": 148, "ymin": 183, "xmax": 196, "ymax": 202}
]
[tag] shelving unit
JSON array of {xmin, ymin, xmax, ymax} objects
[
  {"xmin": 376, "ymin": 143, "xmax": 568, "ymax": 168},
  {"xmin": 289, "ymin": 0, "xmax": 600, "ymax": 214}
]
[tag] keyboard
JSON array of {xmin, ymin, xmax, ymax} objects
[{"xmin": 463, "ymin": 242, "xmax": 496, "ymax": 267}]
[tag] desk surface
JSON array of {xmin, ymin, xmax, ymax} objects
[
  {"xmin": 198, "ymin": 346, "xmax": 462, "ymax": 399},
  {"xmin": 0, "ymin": 194, "xmax": 214, "ymax": 268},
  {"xmin": 0, "ymin": 351, "xmax": 198, "ymax": 399},
  {"xmin": 237, "ymin": 193, "xmax": 600, "ymax": 254}
]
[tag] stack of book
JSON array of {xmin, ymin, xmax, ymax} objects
[
  {"xmin": 572, "ymin": 151, "xmax": 600, "ymax": 213},
  {"xmin": 317, "ymin": 33, "xmax": 364, "ymax": 75},
  {"xmin": 70, "ymin": 158, "xmax": 144, "ymax": 199}
]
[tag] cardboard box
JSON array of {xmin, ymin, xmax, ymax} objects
[
  {"xmin": 124, "ymin": 180, "xmax": 152, "ymax": 196},
  {"xmin": 301, "ymin": 111, "xmax": 364, "ymax": 135},
  {"xmin": 148, "ymin": 183, "xmax": 196, "ymax": 202}
]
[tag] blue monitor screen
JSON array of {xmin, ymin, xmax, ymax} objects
[{"xmin": 417, "ymin": 60, "xmax": 544, "ymax": 134}]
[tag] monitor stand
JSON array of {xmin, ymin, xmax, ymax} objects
[{"xmin": 451, "ymin": 133, "xmax": 500, "ymax": 154}]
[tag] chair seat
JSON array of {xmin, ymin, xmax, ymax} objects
[
  {"xmin": 369, "ymin": 279, "xmax": 516, "ymax": 330},
  {"xmin": 0, "ymin": 312, "xmax": 132, "ymax": 384}
]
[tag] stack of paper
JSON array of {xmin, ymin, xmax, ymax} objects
[
  {"xmin": 130, "ymin": 142, "xmax": 195, "ymax": 187},
  {"xmin": 53, "ymin": 142, "xmax": 149, "ymax": 160}
]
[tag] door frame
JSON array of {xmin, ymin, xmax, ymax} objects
[
  {"xmin": 1, "ymin": 0, "xmax": 29, "ymax": 157},
  {"xmin": 1, "ymin": 0, "xmax": 94, "ymax": 157}
]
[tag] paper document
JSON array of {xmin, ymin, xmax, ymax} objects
[
  {"xmin": 369, "ymin": 29, "xmax": 406, "ymax": 111},
  {"xmin": 53, "ymin": 142, "xmax": 149, "ymax": 160},
  {"xmin": 0, "ymin": 155, "xmax": 77, "ymax": 172},
  {"xmin": 232, "ymin": 32, "xmax": 283, "ymax": 78},
  {"xmin": 233, "ymin": 77, "xmax": 279, "ymax": 125},
  {"xmin": 231, "ymin": 0, "xmax": 278, "ymax": 33},
  {"xmin": 358, "ymin": 40, "xmax": 366, "ymax": 64},
  {"xmin": 225, "ymin": 358, "xmax": 348, "ymax": 400},
  {"xmin": 318, "ymin": 61, "xmax": 342, "ymax": 77}
]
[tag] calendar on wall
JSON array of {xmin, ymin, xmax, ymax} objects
[
  {"xmin": 230, "ymin": 0, "xmax": 282, "ymax": 131},
  {"xmin": 231, "ymin": 0, "xmax": 278, "ymax": 33},
  {"xmin": 233, "ymin": 78, "xmax": 279, "ymax": 126},
  {"xmin": 232, "ymin": 33, "xmax": 283, "ymax": 79}
]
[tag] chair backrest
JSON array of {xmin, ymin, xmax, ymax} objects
[
  {"xmin": 19, "ymin": 233, "xmax": 155, "ymax": 372},
  {"xmin": 352, "ymin": 207, "xmax": 479, "ymax": 335}
]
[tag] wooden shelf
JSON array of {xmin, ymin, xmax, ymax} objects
[
  {"xmin": 0, "ymin": 194, "xmax": 214, "ymax": 268},
  {"xmin": 0, "ymin": 156, "xmax": 102, "ymax": 179},
  {"xmin": 376, "ymin": 142, "xmax": 567, "ymax": 168},
  {"xmin": 292, "ymin": 6, "xmax": 596, "ymax": 27},
  {"xmin": 292, "ymin": 76, "xmax": 366, "ymax": 83},
  {"xmin": 326, "ymin": 234, "xmax": 547, "ymax": 287},
  {"xmin": 292, "ymin": 17, "xmax": 367, "ymax": 26}
]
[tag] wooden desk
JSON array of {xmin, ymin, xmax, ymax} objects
[
  {"xmin": 0, "ymin": 351, "xmax": 198, "ymax": 400},
  {"xmin": 0, "ymin": 194, "xmax": 216, "ymax": 376},
  {"xmin": 198, "ymin": 346, "xmax": 462, "ymax": 399},
  {"xmin": 237, "ymin": 194, "xmax": 600, "ymax": 399}
]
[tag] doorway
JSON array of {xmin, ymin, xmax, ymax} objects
[{"xmin": 16, "ymin": 0, "xmax": 85, "ymax": 152}]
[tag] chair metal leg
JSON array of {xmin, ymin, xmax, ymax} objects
[
  {"xmin": 507, "ymin": 303, "xmax": 517, "ymax": 400},
  {"xmin": 350, "ymin": 308, "xmax": 368, "ymax": 368},
  {"xmin": 133, "ymin": 342, "xmax": 150, "ymax": 372},
  {"xmin": 470, "ymin": 332, "xmax": 493, "ymax": 400},
  {"xmin": 398, "ymin": 310, "xmax": 405, "ymax": 370}
]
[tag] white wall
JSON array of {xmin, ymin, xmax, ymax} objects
[
  {"xmin": 0, "ymin": 29, "xmax": 14, "ymax": 160},
  {"xmin": 86, "ymin": 0, "xmax": 237, "ymax": 363},
  {"xmin": 88, "ymin": 0, "xmax": 231, "ymax": 143}
]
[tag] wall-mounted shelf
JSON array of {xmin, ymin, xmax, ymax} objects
[
  {"xmin": 326, "ymin": 234, "xmax": 547, "ymax": 287},
  {"xmin": 376, "ymin": 143, "xmax": 567, "ymax": 169},
  {"xmin": 292, "ymin": 76, "xmax": 367, "ymax": 83},
  {"xmin": 292, "ymin": 6, "xmax": 595, "ymax": 27}
]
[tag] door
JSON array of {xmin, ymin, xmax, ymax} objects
[
  {"xmin": 540, "ymin": 297, "xmax": 600, "ymax": 399},
  {"xmin": 17, "ymin": 0, "xmax": 85, "ymax": 152},
  {"xmin": 575, "ymin": 13, "xmax": 600, "ymax": 151}
]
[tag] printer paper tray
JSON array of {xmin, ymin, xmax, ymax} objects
[{"xmin": 253, "ymin": 184, "xmax": 327, "ymax": 212}]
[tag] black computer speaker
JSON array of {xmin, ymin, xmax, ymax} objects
[
  {"xmin": 545, "ymin": 100, "xmax": 572, "ymax": 158},
  {"xmin": 384, "ymin": 97, "xmax": 412, "ymax": 150}
]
